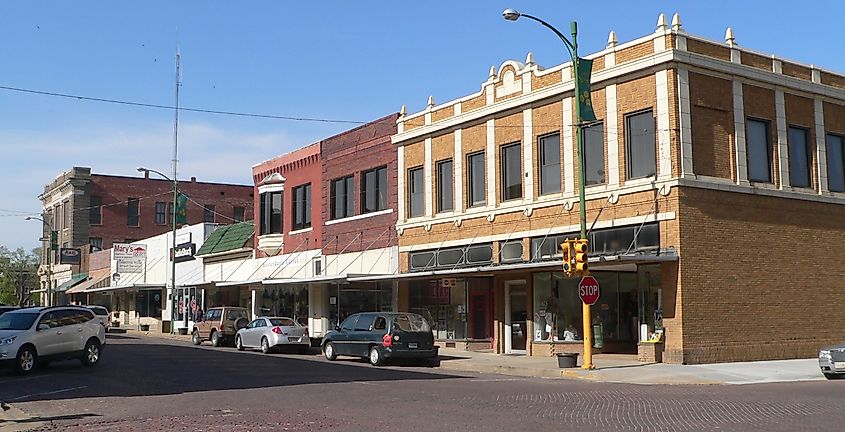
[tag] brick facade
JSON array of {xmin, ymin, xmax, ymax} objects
[
  {"xmin": 321, "ymin": 114, "xmax": 399, "ymax": 255},
  {"xmin": 88, "ymin": 174, "xmax": 253, "ymax": 249},
  {"xmin": 251, "ymin": 143, "xmax": 322, "ymax": 256},
  {"xmin": 392, "ymin": 18, "xmax": 845, "ymax": 364}
]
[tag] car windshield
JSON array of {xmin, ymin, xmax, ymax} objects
[
  {"xmin": 269, "ymin": 318, "xmax": 297, "ymax": 327},
  {"xmin": 393, "ymin": 314, "xmax": 431, "ymax": 332},
  {"xmin": 0, "ymin": 312, "xmax": 39, "ymax": 330}
]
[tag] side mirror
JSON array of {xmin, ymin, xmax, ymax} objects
[
  {"xmin": 37, "ymin": 324, "xmax": 50, "ymax": 331},
  {"xmin": 334, "ymin": 324, "xmax": 341, "ymax": 332}
]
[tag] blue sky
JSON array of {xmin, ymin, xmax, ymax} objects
[{"xmin": 2, "ymin": 1, "xmax": 843, "ymax": 250}]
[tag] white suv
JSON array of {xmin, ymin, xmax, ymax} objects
[{"xmin": 0, "ymin": 306, "xmax": 106, "ymax": 374}]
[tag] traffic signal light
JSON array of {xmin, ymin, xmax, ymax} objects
[
  {"xmin": 560, "ymin": 239, "xmax": 574, "ymax": 277},
  {"xmin": 573, "ymin": 238, "xmax": 589, "ymax": 276}
]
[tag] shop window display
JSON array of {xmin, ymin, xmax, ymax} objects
[
  {"xmin": 259, "ymin": 286, "xmax": 308, "ymax": 326},
  {"xmin": 330, "ymin": 282, "xmax": 393, "ymax": 326},
  {"xmin": 409, "ymin": 279, "xmax": 468, "ymax": 340},
  {"xmin": 533, "ymin": 272, "xmax": 641, "ymax": 344}
]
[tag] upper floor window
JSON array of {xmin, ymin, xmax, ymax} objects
[
  {"xmin": 436, "ymin": 159, "xmax": 453, "ymax": 213},
  {"xmin": 584, "ymin": 122, "xmax": 606, "ymax": 186},
  {"xmin": 203, "ymin": 204, "xmax": 216, "ymax": 223},
  {"xmin": 361, "ymin": 166, "xmax": 388, "ymax": 213},
  {"xmin": 501, "ymin": 143, "xmax": 522, "ymax": 201},
  {"xmin": 330, "ymin": 176, "xmax": 354, "ymax": 220},
  {"xmin": 625, "ymin": 110, "xmax": 656, "ymax": 180},
  {"xmin": 827, "ymin": 134, "xmax": 845, "ymax": 193},
  {"xmin": 55, "ymin": 204, "xmax": 62, "ymax": 231},
  {"xmin": 259, "ymin": 191, "xmax": 282, "ymax": 235},
  {"xmin": 538, "ymin": 133, "xmax": 561, "ymax": 195},
  {"xmin": 127, "ymin": 198, "xmax": 139, "ymax": 227},
  {"xmin": 788, "ymin": 126, "xmax": 811, "ymax": 188},
  {"xmin": 90, "ymin": 195, "xmax": 102, "ymax": 225},
  {"xmin": 408, "ymin": 167, "xmax": 424, "ymax": 218},
  {"xmin": 155, "ymin": 202, "xmax": 167, "ymax": 225},
  {"xmin": 747, "ymin": 118, "xmax": 773, "ymax": 183},
  {"xmin": 89, "ymin": 237, "xmax": 103, "ymax": 250},
  {"xmin": 292, "ymin": 183, "xmax": 311, "ymax": 230},
  {"xmin": 467, "ymin": 152, "xmax": 486, "ymax": 207},
  {"xmin": 233, "ymin": 206, "xmax": 245, "ymax": 223},
  {"xmin": 63, "ymin": 199, "xmax": 70, "ymax": 229}
]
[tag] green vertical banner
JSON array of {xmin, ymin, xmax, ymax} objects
[
  {"xmin": 576, "ymin": 57, "xmax": 596, "ymax": 122},
  {"xmin": 175, "ymin": 192, "xmax": 188, "ymax": 225}
]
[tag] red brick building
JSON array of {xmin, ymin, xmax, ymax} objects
[
  {"xmin": 37, "ymin": 166, "xmax": 253, "ymax": 304},
  {"xmin": 321, "ymin": 114, "xmax": 400, "ymax": 255},
  {"xmin": 252, "ymin": 143, "xmax": 322, "ymax": 257}
]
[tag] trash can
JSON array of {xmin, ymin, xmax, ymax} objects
[
  {"xmin": 177, "ymin": 327, "xmax": 188, "ymax": 335},
  {"xmin": 139, "ymin": 324, "xmax": 150, "ymax": 332},
  {"xmin": 556, "ymin": 353, "xmax": 578, "ymax": 368}
]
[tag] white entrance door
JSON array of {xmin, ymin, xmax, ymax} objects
[{"xmin": 504, "ymin": 280, "xmax": 528, "ymax": 354}]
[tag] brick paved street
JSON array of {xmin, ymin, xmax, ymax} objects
[{"xmin": 1, "ymin": 334, "xmax": 844, "ymax": 432}]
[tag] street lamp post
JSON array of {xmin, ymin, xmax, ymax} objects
[
  {"xmin": 138, "ymin": 167, "xmax": 179, "ymax": 335},
  {"xmin": 25, "ymin": 216, "xmax": 56, "ymax": 307},
  {"xmin": 503, "ymin": 9, "xmax": 595, "ymax": 369}
]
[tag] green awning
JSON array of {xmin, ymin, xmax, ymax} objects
[
  {"xmin": 55, "ymin": 273, "xmax": 88, "ymax": 293},
  {"xmin": 196, "ymin": 221, "xmax": 254, "ymax": 256}
]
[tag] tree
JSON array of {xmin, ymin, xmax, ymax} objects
[{"xmin": 0, "ymin": 246, "xmax": 40, "ymax": 306}]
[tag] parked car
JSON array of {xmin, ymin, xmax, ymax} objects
[
  {"xmin": 0, "ymin": 306, "xmax": 20, "ymax": 316},
  {"xmin": 819, "ymin": 344, "xmax": 845, "ymax": 379},
  {"xmin": 85, "ymin": 305, "xmax": 111, "ymax": 332},
  {"xmin": 191, "ymin": 306, "xmax": 250, "ymax": 347},
  {"xmin": 0, "ymin": 306, "xmax": 106, "ymax": 374},
  {"xmin": 322, "ymin": 312, "xmax": 439, "ymax": 366},
  {"xmin": 235, "ymin": 317, "xmax": 310, "ymax": 354}
]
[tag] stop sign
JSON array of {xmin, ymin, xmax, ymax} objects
[{"xmin": 579, "ymin": 275, "xmax": 600, "ymax": 305}]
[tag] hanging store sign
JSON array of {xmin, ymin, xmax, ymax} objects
[
  {"xmin": 170, "ymin": 242, "xmax": 196, "ymax": 263},
  {"xmin": 59, "ymin": 248, "xmax": 81, "ymax": 265}
]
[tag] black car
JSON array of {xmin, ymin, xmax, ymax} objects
[{"xmin": 322, "ymin": 312, "xmax": 439, "ymax": 366}]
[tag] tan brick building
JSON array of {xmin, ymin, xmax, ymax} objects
[{"xmin": 386, "ymin": 14, "xmax": 845, "ymax": 364}]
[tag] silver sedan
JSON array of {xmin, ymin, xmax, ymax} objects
[{"xmin": 235, "ymin": 317, "xmax": 310, "ymax": 354}]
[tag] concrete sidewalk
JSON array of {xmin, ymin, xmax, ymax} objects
[{"xmin": 437, "ymin": 348, "xmax": 824, "ymax": 385}]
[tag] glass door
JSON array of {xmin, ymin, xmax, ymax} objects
[{"xmin": 505, "ymin": 280, "xmax": 527, "ymax": 353}]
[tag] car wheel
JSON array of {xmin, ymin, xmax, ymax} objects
[
  {"xmin": 15, "ymin": 346, "xmax": 37, "ymax": 375},
  {"xmin": 324, "ymin": 342, "xmax": 337, "ymax": 361},
  {"xmin": 211, "ymin": 331, "xmax": 222, "ymax": 347},
  {"xmin": 369, "ymin": 346, "xmax": 383, "ymax": 366},
  {"xmin": 81, "ymin": 339, "xmax": 101, "ymax": 367},
  {"xmin": 192, "ymin": 330, "xmax": 202, "ymax": 346},
  {"xmin": 260, "ymin": 337, "xmax": 271, "ymax": 354},
  {"xmin": 235, "ymin": 335, "xmax": 244, "ymax": 351}
]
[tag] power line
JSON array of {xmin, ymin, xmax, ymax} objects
[{"xmin": 0, "ymin": 85, "xmax": 367, "ymax": 125}]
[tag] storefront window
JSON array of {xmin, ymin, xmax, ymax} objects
[
  {"xmin": 409, "ymin": 279, "xmax": 467, "ymax": 340},
  {"xmin": 533, "ymin": 273, "xmax": 582, "ymax": 342},
  {"xmin": 330, "ymin": 282, "xmax": 393, "ymax": 326},
  {"xmin": 259, "ymin": 285, "xmax": 308, "ymax": 326},
  {"xmin": 533, "ymin": 272, "xmax": 641, "ymax": 344},
  {"xmin": 136, "ymin": 289, "xmax": 163, "ymax": 319}
]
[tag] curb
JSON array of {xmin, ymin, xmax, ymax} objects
[{"xmin": 0, "ymin": 404, "xmax": 46, "ymax": 432}]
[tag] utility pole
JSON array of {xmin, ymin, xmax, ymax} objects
[{"xmin": 503, "ymin": 9, "xmax": 597, "ymax": 369}]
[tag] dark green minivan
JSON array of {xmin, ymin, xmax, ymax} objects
[{"xmin": 322, "ymin": 312, "xmax": 439, "ymax": 366}]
